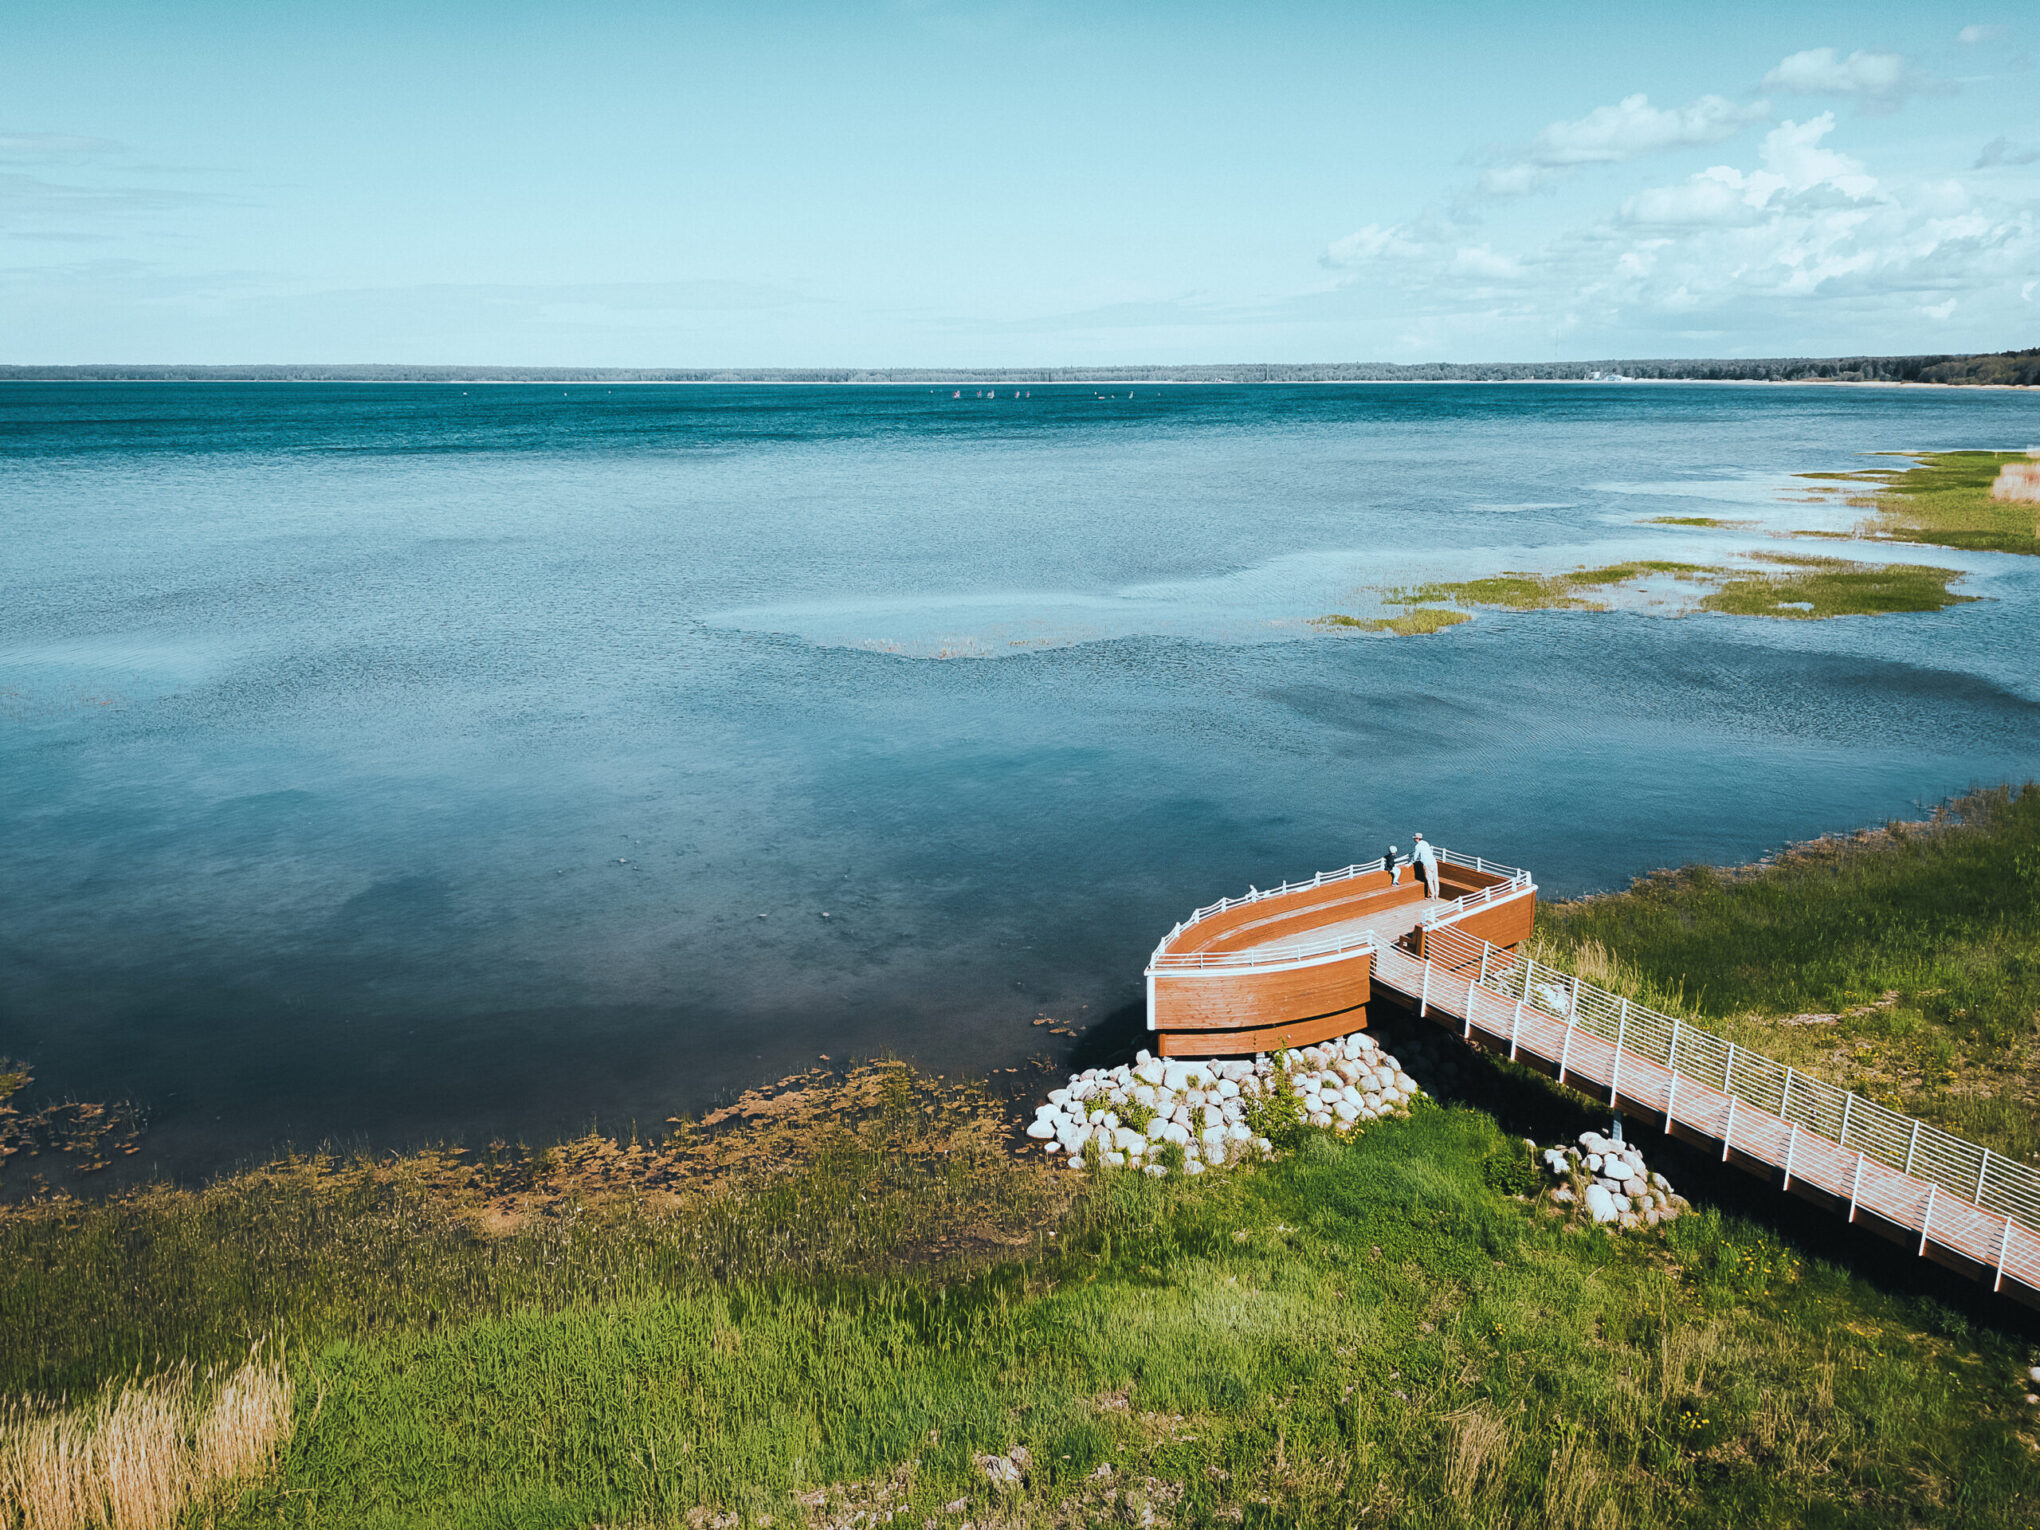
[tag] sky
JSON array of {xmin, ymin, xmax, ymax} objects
[{"xmin": 2, "ymin": 0, "xmax": 2036, "ymax": 365}]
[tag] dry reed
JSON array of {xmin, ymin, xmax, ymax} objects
[{"xmin": 0, "ymin": 1352, "xmax": 290, "ymax": 1530}]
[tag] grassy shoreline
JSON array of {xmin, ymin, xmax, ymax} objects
[
  {"xmin": 1800, "ymin": 450, "xmax": 2040, "ymax": 557},
  {"xmin": 6, "ymin": 791, "xmax": 2040, "ymax": 1527}
]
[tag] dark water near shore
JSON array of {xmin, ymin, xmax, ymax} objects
[{"xmin": 4, "ymin": 382, "xmax": 2038, "ymax": 1177}]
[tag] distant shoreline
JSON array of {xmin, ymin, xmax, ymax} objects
[
  {"xmin": 0, "ymin": 375, "xmax": 2033, "ymax": 391},
  {"xmin": 1, "ymin": 347, "xmax": 2034, "ymax": 388}
]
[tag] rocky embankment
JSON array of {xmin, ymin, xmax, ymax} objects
[
  {"xmin": 1026, "ymin": 1034, "xmax": 1422, "ymax": 1176},
  {"xmin": 1542, "ymin": 1129, "xmax": 1689, "ymax": 1229}
]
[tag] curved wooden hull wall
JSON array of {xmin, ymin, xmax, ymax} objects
[
  {"xmin": 1158, "ymin": 1009, "xmax": 1371, "ymax": 1057},
  {"xmin": 1415, "ymin": 890, "xmax": 1536, "ymax": 957},
  {"xmin": 1152, "ymin": 951, "xmax": 1372, "ymax": 1058}
]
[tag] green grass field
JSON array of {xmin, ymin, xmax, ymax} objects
[{"xmin": 6, "ymin": 791, "xmax": 2040, "ymax": 1528}]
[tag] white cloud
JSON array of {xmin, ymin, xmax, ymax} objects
[
  {"xmin": 1321, "ymin": 223, "xmax": 1428, "ymax": 268},
  {"xmin": 1476, "ymin": 163, "xmax": 1553, "ymax": 198},
  {"xmin": 1320, "ymin": 100, "xmax": 2040, "ymax": 353},
  {"xmin": 1525, "ymin": 93, "xmax": 1772, "ymax": 166},
  {"xmin": 1760, "ymin": 48, "xmax": 1946, "ymax": 112},
  {"xmin": 1449, "ymin": 245, "xmax": 1526, "ymax": 280},
  {"xmin": 1957, "ymin": 24, "xmax": 2009, "ymax": 44},
  {"xmin": 1976, "ymin": 136, "xmax": 2040, "ymax": 167},
  {"xmin": 1622, "ymin": 116, "xmax": 1877, "ymax": 227},
  {"xmin": 1624, "ymin": 166, "xmax": 1764, "ymax": 227}
]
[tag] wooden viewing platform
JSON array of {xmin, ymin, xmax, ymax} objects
[
  {"xmin": 1145, "ymin": 851, "xmax": 1536, "ymax": 1056},
  {"xmin": 1148, "ymin": 852, "xmax": 2040, "ymax": 1309}
]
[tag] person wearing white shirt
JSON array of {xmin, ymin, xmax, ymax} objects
[
  {"xmin": 1387, "ymin": 843, "xmax": 1402, "ymax": 885},
  {"xmin": 1411, "ymin": 832, "xmax": 1440, "ymax": 898}
]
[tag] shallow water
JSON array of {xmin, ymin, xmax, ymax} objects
[{"xmin": 4, "ymin": 382, "xmax": 2038, "ymax": 1176}]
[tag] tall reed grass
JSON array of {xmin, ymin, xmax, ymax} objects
[{"xmin": 0, "ymin": 1353, "xmax": 290, "ymax": 1530}]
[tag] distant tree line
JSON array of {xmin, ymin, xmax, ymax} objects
[{"xmin": 2, "ymin": 348, "xmax": 2034, "ymax": 386}]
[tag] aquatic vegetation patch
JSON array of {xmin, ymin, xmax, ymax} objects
[
  {"xmin": 1798, "ymin": 449, "xmax": 2040, "ymax": 556},
  {"xmin": 1697, "ymin": 553, "xmax": 1978, "ymax": 619},
  {"xmin": 1312, "ymin": 607, "xmax": 1470, "ymax": 636},
  {"xmin": 0, "ymin": 1059, "xmax": 147, "ymax": 1190},
  {"xmin": 1319, "ymin": 553, "xmax": 1971, "ymax": 631}
]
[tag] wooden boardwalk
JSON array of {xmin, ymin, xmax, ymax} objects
[{"xmin": 1372, "ymin": 926, "xmax": 2040, "ymax": 1308}]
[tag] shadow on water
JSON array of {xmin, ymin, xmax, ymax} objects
[{"xmin": 1064, "ymin": 1000, "xmax": 1151, "ymax": 1073}]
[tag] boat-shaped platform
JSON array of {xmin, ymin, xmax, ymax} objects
[{"xmin": 1145, "ymin": 852, "xmax": 1535, "ymax": 1056}]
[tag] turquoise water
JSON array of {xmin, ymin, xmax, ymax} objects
[{"xmin": 4, "ymin": 382, "xmax": 2037, "ymax": 1174}]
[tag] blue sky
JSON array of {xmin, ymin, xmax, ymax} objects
[{"xmin": 3, "ymin": 1, "xmax": 2036, "ymax": 364}]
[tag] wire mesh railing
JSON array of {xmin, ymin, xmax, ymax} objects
[{"xmin": 1418, "ymin": 925, "xmax": 2040, "ymax": 1240}]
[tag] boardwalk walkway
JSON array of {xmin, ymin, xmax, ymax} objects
[{"xmin": 1369, "ymin": 923, "xmax": 2040, "ymax": 1307}]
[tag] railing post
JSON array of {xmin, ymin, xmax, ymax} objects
[
  {"xmin": 1509, "ymin": 996, "xmax": 1522, "ymax": 1060},
  {"xmin": 1839, "ymin": 1092, "xmax": 1853, "ymax": 1151},
  {"xmin": 1478, "ymin": 946, "xmax": 1490, "ymax": 988},
  {"xmin": 1610, "ymin": 999, "xmax": 1629, "ymax": 1110},
  {"xmin": 1782, "ymin": 1123, "xmax": 1799, "ymax": 1192},
  {"xmin": 1848, "ymin": 1152, "xmax": 1864, "ymax": 1221},
  {"xmin": 1722, "ymin": 1096, "xmax": 1735, "ymax": 1161},
  {"xmin": 1995, "ymin": 1218, "xmax": 2015, "ymax": 1293},
  {"xmin": 1781, "ymin": 1067, "xmax": 1795, "ymax": 1123},
  {"xmin": 1557, "ymin": 999, "xmax": 1577, "ymax": 1086},
  {"xmin": 1419, "ymin": 961, "xmax": 1431, "ymax": 1020},
  {"xmin": 1975, "ymin": 1148, "xmax": 1992, "ymax": 1206},
  {"xmin": 1724, "ymin": 1041, "xmax": 1736, "ymax": 1096},
  {"xmin": 1918, "ymin": 1183, "xmax": 1936, "ymax": 1257},
  {"xmin": 1665, "ymin": 1020, "xmax": 1681, "ymax": 1130},
  {"xmin": 1904, "ymin": 1119, "xmax": 1922, "ymax": 1177}
]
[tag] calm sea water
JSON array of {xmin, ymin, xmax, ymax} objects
[{"xmin": 5, "ymin": 382, "xmax": 2038, "ymax": 1176}]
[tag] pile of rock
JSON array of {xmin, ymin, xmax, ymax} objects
[
  {"xmin": 1543, "ymin": 1129, "xmax": 1688, "ymax": 1229},
  {"xmin": 1025, "ymin": 1033, "xmax": 1423, "ymax": 1177}
]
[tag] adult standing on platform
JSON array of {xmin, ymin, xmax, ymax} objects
[{"xmin": 1411, "ymin": 832, "xmax": 1440, "ymax": 898}]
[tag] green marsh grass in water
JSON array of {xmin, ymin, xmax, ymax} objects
[
  {"xmin": 1799, "ymin": 450, "xmax": 2040, "ymax": 556},
  {"xmin": 1319, "ymin": 554, "xmax": 1971, "ymax": 632}
]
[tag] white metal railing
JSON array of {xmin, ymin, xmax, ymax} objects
[
  {"xmin": 1149, "ymin": 852, "xmax": 1531, "ymax": 973},
  {"xmin": 1148, "ymin": 858, "xmax": 1389, "ymax": 971},
  {"xmin": 1153, "ymin": 931, "xmax": 1384, "ymax": 972},
  {"xmin": 1422, "ymin": 869, "xmax": 1536, "ymax": 927},
  {"xmin": 1411, "ymin": 925, "xmax": 2040, "ymax": 1243}
]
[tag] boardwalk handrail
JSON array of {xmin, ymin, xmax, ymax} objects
[
  {"xmin": 1150, "ymin": 852, "xmax": 1531, "ymax": 973},
  {"xmin": 1410, "ymin": 923, "xmax": 2040, "ymax": 1251}
]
